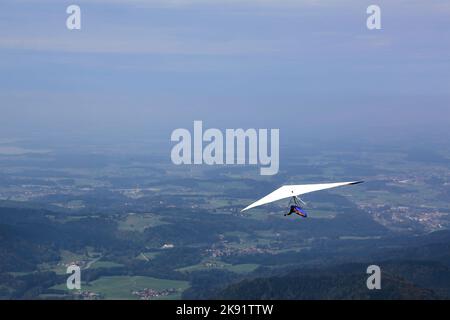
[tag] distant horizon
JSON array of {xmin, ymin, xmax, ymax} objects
[{"xmin": 1, "ymin": 0, "xmax": 449, "ymax": 147}]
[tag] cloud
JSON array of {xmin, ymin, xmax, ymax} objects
[
  {"xmin": 0, "ymin": 33, "xmax": 282, "ymax": 55},
  {"xmin": 0, "ymin": 0, "xmax": 447, "ymax": 60}
]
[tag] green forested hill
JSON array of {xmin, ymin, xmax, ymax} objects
[{"xmin": 215, "ymin": 261, "xmax": 447, "ymax": 300}]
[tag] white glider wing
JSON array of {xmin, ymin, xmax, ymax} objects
[{"xmin": 241, "ymin": 181, "xmax": 363, "ymax": 212}]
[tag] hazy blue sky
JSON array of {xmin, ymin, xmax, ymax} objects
[{"xmin": 0, "ymin": 0, "xmax": 449, "ymax": 145}]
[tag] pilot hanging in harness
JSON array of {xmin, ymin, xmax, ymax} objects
[{"xmin": 284, "ymin": 196, "xmax": 308, "ymax": 218}]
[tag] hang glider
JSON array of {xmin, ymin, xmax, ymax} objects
[{"xmin": 241, "ymin": 181, "xmax": 363, "ymax": 212}]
